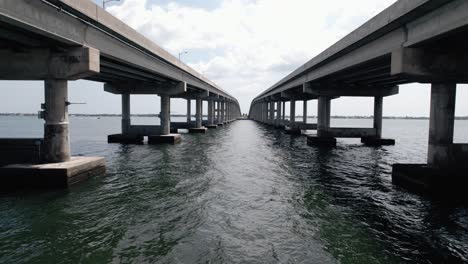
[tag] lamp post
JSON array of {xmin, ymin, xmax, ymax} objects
[
  {"xmin": 178, "ymin": 51, "xmax": 188, "ymax": 62},
  {"xmin": 103, "ymin": 0, "xmax": 120, "ymax": 9}
]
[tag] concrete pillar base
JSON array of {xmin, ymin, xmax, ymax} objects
[
  {"xmin": 361, "ymin": 137, "xmax": 395, "ymax": 146},
  {"xmin": 108, "ymin": 134, "xmax": 144, "ymax": 144},
  {"xmin": 206, "ymin": 125, "xmax": 218, "ymax": 129},
  {"xmin": 285, "ymin": 128, "xmax": 302, "ymax": 135},
  {"xmin": 189, "ymin": 127, "xmax": 208, "ymax": 133},
  {"xmin": 0, "ymin": 157, "xmax": 106, "ymax": 190},
  {"xmin": 307, "ymin": 136, "xmax": 337, "ymax": 147},
  {"xmin": 217, "ymin": 123, "xmax": 225, "ymax": 126},
  {"xmin": 392, "ymin": 164, "xmax": 468, "ymax": 199},
  {"xmin": 148, "ymin": 134, "xmax": 182, "ymax": 144}
]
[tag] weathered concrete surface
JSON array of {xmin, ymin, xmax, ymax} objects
[
  {"xmin": 43, "ymin": 80, "xmax": 70, "ymax": 163},
  {"xmin": 108, "ymin": 134, "xmax": 144, "ymax": 144},
  {"xmin": 148, "ymin": 134, "xmax": 181, "ymax": 144},
  {"xmin": 206, "ymin": 124, "xmax": 218, "ymax": 129},
  {"xmin": 0, "ymin": 157, "xmax": 106, "ymax": 190},
  {"xmin": 428, "ymin": 83, "xmax": 456, "ymax": 167},
  {"xmin": 0, "ymin": 138, "xmax": 43, "ymax": 166}
]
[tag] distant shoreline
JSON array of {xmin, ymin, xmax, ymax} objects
[{"xmin": 3, "ymin": 113, "xmax": 468, "ymax": 120}]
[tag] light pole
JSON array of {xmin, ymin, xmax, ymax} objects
[
  {"xmin": 103, "ymin": 0, "xmax": 120, "ymax": 9},
  {"xmin": 178, "ymin": 51, "xmax": 188, "ymax": 62}
]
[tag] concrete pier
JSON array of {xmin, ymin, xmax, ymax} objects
[
  {"xmin": 207, "ymin": 100, "xmax": 217, "ymax": 129},
  {"xmin": 276, "ymin": 101, "xmax": 282, "ymax": 127},
  {"xmin": 108, "ymin": 94, "xmax": 144, "ymax": 144},
  {"xmin": 392, "ymin": 83, "xmax": 465, "ymax": 195},
  {"xmin": 269, "ymin": 101, "xmax": 275, "ymax": 125},
  {"xmin": 43, "ymin": 80, "xmax": 71, "ymax": 163},
  {"xmin": 148, "ymin": 95, "xmax": 181, "ymax": 144},
  {"xmin": 285, "ymin": 100, "xmax": 302, "ymax": 135},
  {"xmin": 189, "ymin": 98, "xmax": 207, "ymax": 133},
  {"xmin": 361, "ymin": 96, "xmax": 395, "ymax": 146},
  {"xmin": 303, "ymin": 100, "xmax": 308, "ymax": 124},
  {"xmin": 187, "ymin": 99, "xmax": 192, "ymax": 123},
  {"xmin": 427, "ymin": 83, "xmax": 456, "ymax": 167},
  {"xmin": 0, "ymin": 157, "xmax": 106, "ymax": 190},
  {"xmin": 307, "ymin": 96, "xmax": 335, "ymax": 145}
]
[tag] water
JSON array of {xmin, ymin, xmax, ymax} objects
[{"xmin": 1, "ymin": 116, "xmax": 468, "ymax": 263}]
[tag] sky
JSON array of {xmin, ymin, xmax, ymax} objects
[{"xmin": 1, "ymin": 0, "xmax": 467, "ymax": 117}]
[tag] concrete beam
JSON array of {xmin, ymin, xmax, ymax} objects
[
  {"xmin": 391, "ymin": 48, "xmax": 468, "ymax": 83},
  {"xmin": 0, "ymin": 0, "xmax": 237, "ymax": 100},
  {"xmin": 0, "ymin": 47, "xmax": 100, "ymax": 80},
  {"xmin": 104, "ymin": 81, "xmax": 187, "ymax": 95},
  {"xmin": 303, "ymin": 83, "xmax": 398, "ymax": 97}
]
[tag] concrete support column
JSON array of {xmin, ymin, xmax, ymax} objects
[
  {"xmin": 269, "ymin": 101, "xmax": 275, "ymax": 124},
  {"xmin": 374, "ymin": 96, "xmax": 383, "ymax": 138},
  {"xmin": 160, "ymin": 94, "xmax": 171, "ymax": 135},
  {"xmin": 290, "ymin": 100, "xmax": 296, "ymax": 123},
  {"xmin": 218, "ymin": 102, "xmax": 221, "ymax": 121},
  {"xmin": 43, "ymin": 80, "xmax": 71, "ymax": 163},
  {"xmin": 186, "ymin": 99, "xmax": 191, "ymax": 123},
  {"xmin": 282, "ymin": 101, "xmax": 286, "ymax": 120},
  {"xmin": 122, "ymin": 94, "xmax": 130, "ymax": 135},
  {"xmin": 225, "ymin": 102, "xmax": 228, "ymax": 122},
  {"xmin": 303, "ymin": 100, "xmax": 308, "ymax": 124},
  {"xmin": 208, "ymin": 100, "xmax": 214, "ymax": 125},
  {"xmin": 317, "ymin": 96, "xmax": 331, "ymax": 137},
  {"xmin": 276, "ymin": 101, "xmax": 282, "ymax": 125},
  {"xmin": 428, "ymin": 83, "xmax": 456, "ymax": 167},
  {"xmin": 221, "ymin": 101, "xmax": 225, "ymax": 123},
  {"xmin": 196, "ymin": 98, "xmax": 203, "ymax": 128}
]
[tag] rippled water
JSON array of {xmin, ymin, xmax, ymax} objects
[{"xmin": 1, "ymin": 116, "xmax": 468, "ymax": 263}]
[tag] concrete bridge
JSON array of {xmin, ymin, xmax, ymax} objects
[
  {"xmin": 249, "ymin": 0, "xmax": 468, "ymax": 194},
  {"xmin": 0, "ymin": 0, "xmax": 241, "ymax": 189}
]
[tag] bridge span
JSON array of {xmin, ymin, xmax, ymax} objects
[
  {"xmin": 249, "ymin": 0, "xmax": 468, "ymax": 195},
  {"xmin": 0, "ymin": 0, "xmax": 241, "ymax": 189}
]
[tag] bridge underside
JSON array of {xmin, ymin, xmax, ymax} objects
[{"xmin": 250, "ymin": 0, "xmax": 468, "ymax": 197}]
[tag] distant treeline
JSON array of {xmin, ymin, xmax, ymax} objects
[{"xmin": 3, "ymin": 113, "xmax": 468, "ymax": 120}]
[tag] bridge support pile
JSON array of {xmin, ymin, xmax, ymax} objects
[
  {"xmin": 305, "ymin": 85, "xmax": 397, "ymax": 146},
  {"xmin": 0, "ymin": 47, "xmax": 105, "ymax": 189}
]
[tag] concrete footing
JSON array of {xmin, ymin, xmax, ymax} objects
[
  {"xmin": 0, "ymin": 157, "xmax": 106, "ymax": 190},
  {"xmin": 307, "ymin": 136, "xmax": 337, "ymax": 146},
  {"xmin": 392, "ymin": 164, "xmax": 468, "ymax": 198},
  {"xmin": 285, "ymin": 128, "xmax": 302, "ymax": 135},
  {"xmin": 217, "ymin": 123, "xmax": 224, "ymax": 126},
  {"xmin": 361, "ymin": 137, "xmax": 396, "ymax": 146},
  {"xmin": 189, "ymin": 127, "xmax": 208, "ymax": 133},
  {"xmin": 148, "ymin": 134, "xmax": 182, "ymax": 144},
  {"xmin": 206, "ymin": 125, "xmax": 218, "ymax": 129},
  {"xmin": 108, "ymin": 134, "xmax": 144, "ymax": 144}
]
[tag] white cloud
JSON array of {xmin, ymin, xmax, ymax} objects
[{"xmin": 107, "ymin": 0, "xmax": 399, "ymax": 113}]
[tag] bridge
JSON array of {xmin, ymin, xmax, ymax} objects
[
  {"xmin": 249, "ymin": 0, "xmax": 468, "ymax": 194},
  {"xmin": 0, "ymin": 0, "xmax": 241, "ymax": 189}
]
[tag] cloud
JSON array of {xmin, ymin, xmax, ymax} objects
[{"xmin": 108, "ymin": 0, "xmax": 398, "ymax": 113}]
